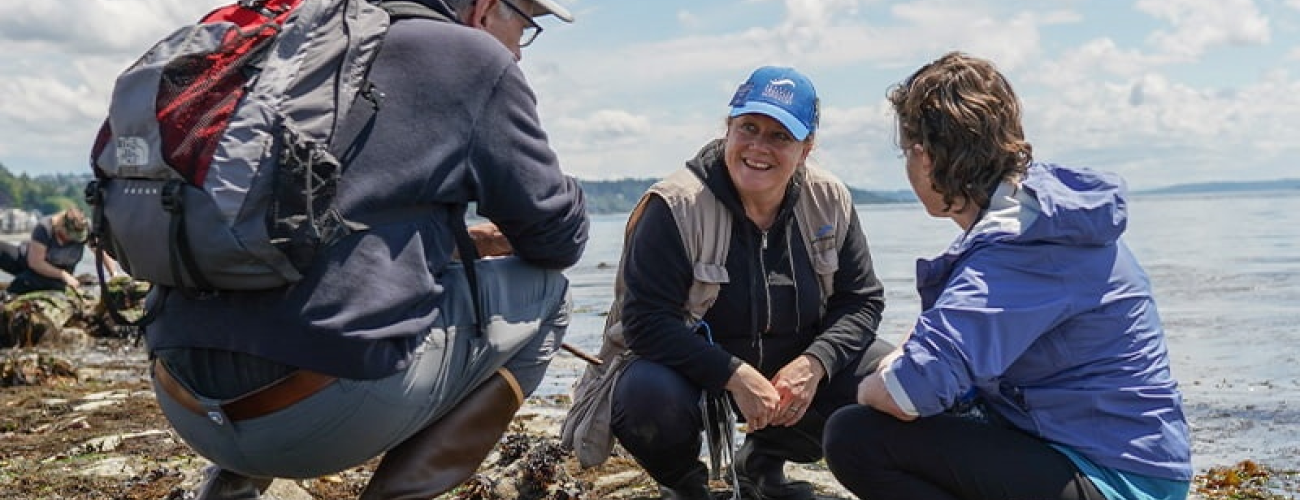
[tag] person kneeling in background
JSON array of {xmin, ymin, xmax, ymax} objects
[{"xmin": 0, "ymin": 207, "xmax": 120, "ymax": 295}]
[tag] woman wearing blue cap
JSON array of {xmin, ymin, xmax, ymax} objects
[{"xmin": 599, "ymin": 65, "xmax": 892, "ymax": 499}]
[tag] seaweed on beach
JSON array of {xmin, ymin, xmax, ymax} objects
[
  {"xmin": 447, "ymin": 423, "xmax": 589, "ymax": 499},
  {"xmin": 1196, "ymin": 460, "xmax": 1300, "ymax": 500}
]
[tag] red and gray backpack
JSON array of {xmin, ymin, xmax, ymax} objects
[{"xmin": 87, "ymin": 0, "xmax": 445, "ymax": 323}]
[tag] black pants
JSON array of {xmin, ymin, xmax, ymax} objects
[
  {"xmin": 611, "ymin": 339, "xmax": 894, "ymax": 488},
  {"xmin": 7, "ymin": 272, "xmax": 66, "ymax": 295},
  {"xmin": 823, "ymin": 406, "xmax": 1106, "ymax": 500},
  {"xmin": 0, "ymin": 241, "xmax": 65, "ymax": 295},
  {"xmin": 0, "ymin": 240, "xmax": 24, "ymax": 276}
]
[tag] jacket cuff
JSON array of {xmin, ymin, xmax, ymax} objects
[
  {"xmin": 692, "ymin": 347, "xmax": 746, "ymax": 393},
  {"xmin": 804, "ymin": 340, "xmax": 840, "ymax": 380},
  {"xmin": 879, "ymin": 353, "xmax": 920, "ymax": 417}
]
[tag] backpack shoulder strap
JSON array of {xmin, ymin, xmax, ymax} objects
[
  {"xmin": 378, "ymin": 0, "xmax": 452, "ymax": 21},
  {"xmin": 793, "ymin": 160, "xmax": 854, "ymax": 316}
]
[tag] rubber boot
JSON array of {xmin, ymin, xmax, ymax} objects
[
  {"xmin": 194, "ymin": 465, "xmax": 273, "ymax": 500},
  {"xmin": 358, "ymin": 368, "xmax": 525, "ymax": 500},
  {"xmin": 658, "ymin": 466, "xmax": 713, "ymax": 500},
  {"xmin": 734, "ymin": 439, "xmax": 814, "ymax": 500}
]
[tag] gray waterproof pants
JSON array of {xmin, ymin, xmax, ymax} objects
[{"xmin": 152, "ymin": 256, "xmax": 570, "ymax": 478}]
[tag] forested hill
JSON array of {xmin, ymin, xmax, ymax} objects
[
  {"xmin": 0, "ymin": 161, "xmax": 918, "ymax": 216},
  {"xmin": 0, "ymin": 162, "xmax": 92, "ymax": 214},
  {"xmin": 1135, "ymin": 178, "xmax": 1300, "ymax": 195},
  {"xmin": 579, "ymin": 178, "xmax": 915, "ymax": 214},
  {"xmin": 6, "ymin": 158, "xmax": 1297, "ymax": 217},
  {"xmin": 0, "ymin": 160, "xmax": 916, "ymax": 216}
]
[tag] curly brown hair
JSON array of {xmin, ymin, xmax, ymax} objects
[
  {"xmin": 57, "ymin": 208, "xmax": 89, "ymax": 243},
  {"xmin": 888, "ymin": 51, "xmax": 1032, "ymax": 212}
]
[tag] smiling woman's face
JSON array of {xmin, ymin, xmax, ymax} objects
[{"xmin": 723, "ymin": 113, "xmax": 811, "ymax": 204}]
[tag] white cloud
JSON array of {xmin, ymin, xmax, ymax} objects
[
  {"xmin": 1029, "ymin": 38, "xmax": 1158, "ymax": 91},
  {"xmin": 2, "ymin": 0, "xmax": 1297, "ymax": 192},
  {"xmin": 881, "ymin": 1, "xmax": 1045, "ymax": 70},
  {"xmin": 554, "ymin": 109, "xmax": 651, "ymax": 149},
  {"xmin": 0, "ymin": 56, "xmax": 127, "ymax": 168},
  {"xmin": 0, "ymin": 0, "xmax": 226, "ymax": 170},
  {"xmin": 1027, "ymin": 67, "xmax": 1300, "ymax": 187},
  {"xmin": 813, "ymin": 101, "xmax": 904, "ymax": 189},
  {"xmin": 774, "ymin": 0, "xmax": 865, "ymax": 55},
  {"xmin": 524, "ymin": 0, "xmax": 1300, "ymax": 190},
  {"xmin": 1136, "ymin": 0, "xmax": 1271, "ymax": 59},
  {"xmin": 676, "ymin": 10, "xmax": 702, "ymax": 30},
  {"xmin": 0, "ymin": 0, "xmax": 218, "ymax": 56}
]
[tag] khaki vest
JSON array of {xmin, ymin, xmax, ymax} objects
[{"xmin": 561, "ymin": 162, "xmax": 854, "ymax": 468}]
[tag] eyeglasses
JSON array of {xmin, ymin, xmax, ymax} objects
[{"xmin": 498, "ymin": 0, "xmax": 543, "ymax": 47}]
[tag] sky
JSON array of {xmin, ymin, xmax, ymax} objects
[{"xmin": 0, "ymin": 0, "xmax": 1297, "ymax": 192}]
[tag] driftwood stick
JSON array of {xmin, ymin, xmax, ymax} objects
[{"xmin": 560, "ymin": 342, "xmax": 602, "ymax": 366}]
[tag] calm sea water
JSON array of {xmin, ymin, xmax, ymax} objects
[{"xmin": 551, "ymin": 190, "xmax": 1300, "ymax": 473}]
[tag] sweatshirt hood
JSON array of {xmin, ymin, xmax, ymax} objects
[
  {"xmin": 1019, "ymin": 162, "xmax": 1128, "ymax": 246},
  {"xmin": 965, "ymin": 162, "xmax": 1128, "ymax": 250},
  {"xmin": 918, "ymin": 162, "xmax": 1131, "ymax": 309}
]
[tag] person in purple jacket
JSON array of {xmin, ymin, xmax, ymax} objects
[
  {"xmin": 822, "ymin": 51, "xmax": 1191, "ymax": 500},
  {"xmin": 143, "ymin": 1, "xmax": 588, "ymax": 499}
]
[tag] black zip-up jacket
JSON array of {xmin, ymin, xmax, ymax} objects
[
  {"xmin": 620, "ymin": 139, "xmax": 884, "ymax": 392},
  {"xmin": 146, "ymin": 0, "xmax": 589, "ymax": 379}
]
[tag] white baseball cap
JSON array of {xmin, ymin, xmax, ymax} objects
[{"xmin": 533, "ymin": 0, "xmax": 573, "ymax": 22}]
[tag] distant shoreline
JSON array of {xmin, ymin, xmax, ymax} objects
[
  {"xmin": 1134, "ymin": 179, "xmax": 1300, "ymax": 196},
  {"xmin": 577, "ymin": 177, "xmax": 1300, "ymax": 215}
]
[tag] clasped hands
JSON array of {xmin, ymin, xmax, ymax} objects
[{"xmin": 725, "ymin": 354, "xmax": 824, "ymax": 431}]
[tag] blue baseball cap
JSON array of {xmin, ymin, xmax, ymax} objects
[{"xmin": 728, "ymin": 65, "xmax": 819, "ymax": 141}]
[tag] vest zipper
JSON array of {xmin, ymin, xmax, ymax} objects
[
  {"xmin": 752, "ymin": 229, "xmax": 770, "ymax": 368},
  {"xmin": 786, "ymin": 221, "xmax": 800, "ymax": 334},
  {"xmin": 760, "ymin": 230, "xmax": 773, "ymax": 334}
]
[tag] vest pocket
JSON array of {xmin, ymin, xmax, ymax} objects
[
  {"xmin": 688, "ymin": 263, "xmax": 729, "ymax": 315},
  {"xmin": 810, "ymin": 248, "xmax": 838, "ymax": 277}
]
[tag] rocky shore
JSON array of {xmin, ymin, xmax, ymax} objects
[
  {"xmin": 1, "ymin": 338, "xmax": 857, "ymax": 500},
  {"xmin": 2, "ymin": 335, "xmax": 1297, "ymax": 499}
]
